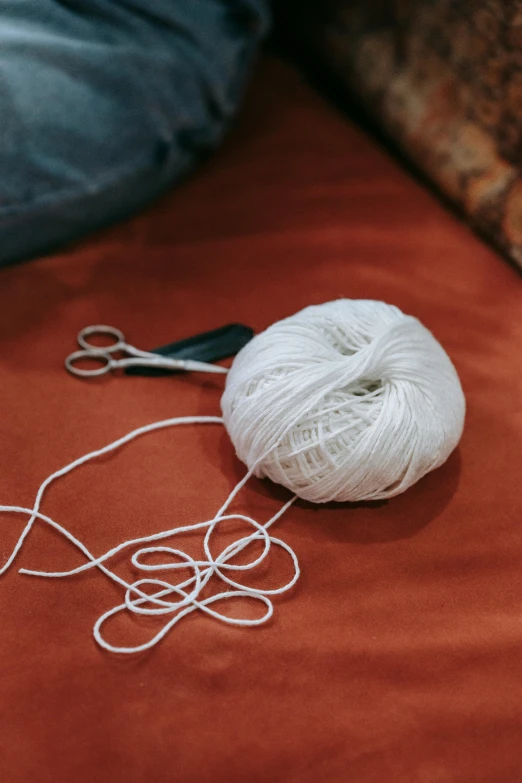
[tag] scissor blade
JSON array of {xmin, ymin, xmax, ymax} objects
[{"xmin": 124, "ymin": 323, "xmax": 253, "ymax": 377}]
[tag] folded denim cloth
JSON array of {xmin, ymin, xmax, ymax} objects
[{"xmin": 0, "ymin": 0, "xmax": 269, "ymax": 264}]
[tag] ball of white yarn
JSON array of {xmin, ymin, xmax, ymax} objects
[{"xmin": 222, "ymin": 299, "xmax": 465, "ymax": 503}]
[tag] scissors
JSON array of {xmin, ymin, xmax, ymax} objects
[{"xmin": 65, "ymin": 325, "xmax": 228, "ymax": 378}]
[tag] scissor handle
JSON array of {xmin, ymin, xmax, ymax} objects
[
  {"xmin": 77, "ymin": 325, "xmax": 126, "ymax": 354},
  {"xmin": 65, "ymin": 350, "xmax": 112, "ymax": 377}
]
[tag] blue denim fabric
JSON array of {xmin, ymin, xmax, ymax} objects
[{"xmin": 0, "ymin": 0, "xmax": 269, "ymax": 264}]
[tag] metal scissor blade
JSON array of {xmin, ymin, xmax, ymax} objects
[{"xmin": 124, "ymin": 323, "xmax": 254, "ymax": 376}]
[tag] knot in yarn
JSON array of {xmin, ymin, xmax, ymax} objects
[{"xmin": 222, "ymin": 299, "xmax": 465, "ymax": 503}]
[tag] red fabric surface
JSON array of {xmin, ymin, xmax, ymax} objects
[{"xmin": 1, "ymin": 57, "xmax": 522, "ymax": 783}]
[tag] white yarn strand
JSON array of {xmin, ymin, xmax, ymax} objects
[{"xmin": 0, "ymin": 416, "xmax": 298, "ymax": 654}]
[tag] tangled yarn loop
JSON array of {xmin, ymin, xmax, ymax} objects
[{"xmin": 0, "ymin": 417, "xmax": 298, "ymax": 654}]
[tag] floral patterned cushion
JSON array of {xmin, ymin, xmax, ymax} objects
[{"xmin": 287, "ymin": 0, "xmax": 522, "ymax": 267}]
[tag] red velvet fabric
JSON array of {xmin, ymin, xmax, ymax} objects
[{"xmin": 1, "ymin": 57, "xmax": 521, "ymax": 782}]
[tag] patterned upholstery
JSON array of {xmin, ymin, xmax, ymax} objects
[{"xmin": 286, "ymin": 1, "xmax": 522, "ymax": 267}]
